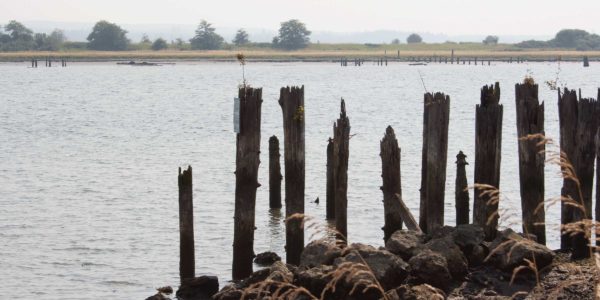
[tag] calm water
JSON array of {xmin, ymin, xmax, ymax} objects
[{"xmin": 0, "ymin": 61, "xmax": 598, "ymax": 299}]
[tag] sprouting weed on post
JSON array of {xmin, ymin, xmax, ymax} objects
[{"xmin": 236, "ymin": 53, "xmax": 247, "ymax": 88}]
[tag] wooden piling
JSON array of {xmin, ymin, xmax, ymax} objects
[
  {"xmin": 515, "ymin": 81, "xmax": 546, "ymax": 245},
  {"xmin": 269, "ymin": 136, "xmax": 282, "ymax": 209},
  {"xmin": 380, "ymin": 126, "xmax": 403, "ymax": 242},
  {"xmin": 232, "ymin": 87, "xmax": 262, "ymax": 280},
  {"xmin": 419, "ymin": 92, "xmax": 450, "ymax": 234},
  {"xmin": 583, "ymin": 56, "xmax": 589, "ymax": 67},
  {"xmin": 333, "ymin": 99, "xmax": 350, "ymax": 242},
  {"xmin": 455, "ymin": 151, "xmax": 469, "ymax": 226},
  {"xmin": 451, "ymin": 49, "xmax": 455, "ymax": 64},
  {"xmin": 279, "ymin": 86, "xmax": 305, "ymax": 265},
  {"xmin": 596, "ymin": 128, "xmax": 600, "ymax": 247},
  {"xmin": 474, "ymin": 82, "xmax": 503, "ymax": 241},
  {"xmin": 558, "ymin": 88, "xmax": 578, "ymax": 250},
  {"xmin": 326, "ymin": 138, "xmax": 335, "ymax": 220},
  {"xmin": 178, "ymin": 166, "xmax": 195, "ymax": 283}
]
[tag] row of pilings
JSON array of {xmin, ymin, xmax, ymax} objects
[
  {"xmin": 176, "ymin": 82, "xmax": 600, "ymax": 283},
  {"xmin": 339, "ymin": 56, "xmax": 593, "ymax": 66},
  {"xmin": 30, "ymin": 57, "xmax": 68, "ymax": 68}
]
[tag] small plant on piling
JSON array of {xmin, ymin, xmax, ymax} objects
[{"xmin": 236, "ymin": 52, "xmax": 247, "ymax": 88}]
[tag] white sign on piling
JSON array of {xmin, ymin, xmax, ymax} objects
[{"xmin": 233, "ymin": 97, "xmax": 240, "ymax": 133}]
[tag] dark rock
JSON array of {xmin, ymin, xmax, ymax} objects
[
  {"xmin": 468, "ymin": 244, "xmax": 486, "ymax": 267},
  {"xmin": 487, "ymin": 228, "xmax": 554, "ymax": 272},
  {"xmin": 300, "ymin": 240, "xmax": 342, "ymax": 268},
  {"xmin": 452, "ymin": 224, "xmax": 485, "ymax": 252},
  {"xmin": 145, "ymin": 293, "xmax": 168, "ymax": 300},
  {"xmin": 408, "ymin": 249, "xmax": 452, "ymax": 290},
  {"xmin": 254, "ymin": 251, "xmax": 281, "ymax": 266},
  {"xmin": 335, "ymin": 244, "xmax": 409, "ymax": 290},
  {"xmin": 238, "ymin": 268, "xmax": 271, "ymax": 289},
  {"xmin": 385, "ymin": 230, "xmax": 424, "ymax": 260},
  {"xmin": 266, "ymin": 261, "xmax": 293, "ymax": 283},
  {"xmin": 176, "ymin": 275, "xmax": 219, "ymax": 300},
  {"xmin": 395, "ymin": 284, "xmax": 446, "ymax": 300},
  {"xmin": 424, "ymin": 237, "xmax": 468, "ymax": 280},
  {"xmin": 429, "ymin": 225, "xmax": 456, "ymax": 241},
  {"xmin": 295, "ymin": 265, "xmax": 334, "ymax": 297},
  {"xmin": 156, "ymin": 286, "xmax": 173, "ymax": 294},
  {"xmin": 212, "ymin": 284, "xmax": 242, "ymax": 300}
]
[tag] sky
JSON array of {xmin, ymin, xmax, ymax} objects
[{"xmin": 1, "ymin": 0, "xmax": 600, "ymax": 36}]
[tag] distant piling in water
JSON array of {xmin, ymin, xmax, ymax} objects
[
  {"xmin": 178, "ymin": 166, "xmax": 195, "ymax": 283},
  {"xmin": 455, "ymin": 151, "xmax": 469, "ymax": 226},
  {"xmin": 269, "ymin": 136, "xmax": 282, "ymax": 209},
  {"xmin": 333, "ymin": 99, "xmax": 350, "ymax": 243}
]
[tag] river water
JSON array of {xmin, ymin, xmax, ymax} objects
[{"xmin": 0, "ymin": 61, "xmax": 598, "ymax": 299}]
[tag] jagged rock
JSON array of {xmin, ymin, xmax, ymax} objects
[
  {"xmin": 335, "ymin": 244, "xmax": 409, "ymax": 290},
  {"xmin": 395, "ymin": 284, "xmax": 446, "ymax": 300},
  {"xmin": 385, "ymin": 230, "xmax": 424, "ymax": 260},
  {"xmin": 487, "ymin": 228, "xmax": 555, "ymax": 272},
  {"xmin": 176, "ymin": 275, "xmax": 219, "ymax": 300},
  {"xmin": 145, "ymin": 293, "xmax": 168, "ymax": 300},
  {"xmin": 254, "ymin": 251, "xmax": 281, "ymax": 266},
  {"xmin": 238, "ymin": 268, "xmax": 271, "ymax": 289},
  {"xmin": 300, "ymin": 240, "xmax": 342, "ymax": 268},
  {"xmin": 408, "ymin": 249, "xmax": 452, "ymax": 290},
  {"xmin": 266, "ymin": 261, "xmax": 293, "ymax": 283},
  {"xmin": 429, "ymin": 226, "xmax": 456, "ymax": 241},
  {"xmin": 425, "ymin": 237, "xmax": 468, "ymax": 280},
  {"xmin": 212, "ymin": 284, "xmax": 242, "ymax": 300},
  {"xmin": 156, "ymin": 286, "xmax": 173, "ymax": 294},
  {"xmin": 295, "ymin": 265, "xmax": 334, "ymax": 297}
]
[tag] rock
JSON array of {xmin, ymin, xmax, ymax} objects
[
  {"xmin": 385, "ymin": 230, "xmax": 424, "ymax": 260},
  {"xmin": 212, "ymin": 284, "xmax": 242, "ymax": 300},
  {"xmin": 266, "ymin": 261, "xmax": 293, "ymax": 283},
  {"xmin": 156, "ymin": 286, "xmax": 173, "ymax": 294},
  {"xmin": 408, "ymin": 249, "xmax": 452, "ymax": 290},
  {"xmin": 429, "ymin": 226, "xmax": 456, "ymax": 241},
  {"xmin": 295, "ymin": 265, "xmax": 334, "ymax": 297},
  {"xmin": 145, "ymin": 293, "xmax": 168, "ymax": 300},
  {"xmin": 424, "ymin": 237, "xmax": 468, "ymax": 280},
  {"xmin": 300, "ymin": 240, "xmax": 342, "ymax": 268},
  {"xmin": 238, "ymin": 268, "xmax": 271, "ymax": 288},
  {"xmin": 254, "ymin": 251, "xmax": 281, "ymax": 266},
  {"xmin": 452, "ymin": 224, "xmax": 485, "ymax": 252},
  {"xmin": 395, "ymin": 284, "xmax": 446, "ymax": 300},
  {"xmin": 468, "ymin": 244, "xmax": 486, "ymax": 267},
  {"xmin": 487, "ymin": 228, "xmax": 555, "ymax": 272},
  {"xmin": 335, "ymin": 244, "xmax": 409, "ymax": 290},
  {"xmin": 176, "ymin": 275, "xmax": 219, "ymax": 300}
]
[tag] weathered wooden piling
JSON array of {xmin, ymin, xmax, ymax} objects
[
  {"xmin": 451, "ymin": 49, "xmax": 455, "ymax": 64},
  {"xmin": 515, "ymin": 81, "xmax": 546, "ymax": 245},
  {"xmin": 559, "ymin": 88, "xmax": 599, "ymax": 258},
  {"xmin": 269, "ymin": 136, "xmax": 282, "ymax": 209},
  {"xmin": 232, "ymin": 87, "xmax": 262, "ymax": 280},
  {"xmin": 596, "ymin": 128, "xmax": 600, "ymax": 246},
  {"xmin": 333, "ymin": 99, "xmax": 350, "ymax": 242},
  {"xmin": 279, "ymin": 86, "xmax": 305, "ymax": 265},
  {"xmin": 380, "ymin": 126, "xmax": 403, "ymax": 242},
  {"xmin": 474, "ymin": 82, "xmax": 503, "ymax": 241},
  {"xmin": 178, "ymin": 166, "xmax": 195, "ymax": 283},
  {"xmin": 583, "ymin": 56, "xmax": 589, "ymax": 67},
  {"xmin": 455, "ymin": 151, "xmax": 469, "ymax": 226},
  {"xmin": 419, "ymin": 92, "xmax": 450, "ymax": 234},
  {"xmin": 326, "ymin": 138, "xmax": 335, "ymax": 220}
]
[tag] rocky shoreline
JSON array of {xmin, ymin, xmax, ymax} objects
[{"xmin": 147, "ymin": 224, "xmax": 598, "ymax": 300}]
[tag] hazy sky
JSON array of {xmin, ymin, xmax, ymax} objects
[{"xmin": 2, "ymin": 0, "xmax": 600, "ymax": 35}]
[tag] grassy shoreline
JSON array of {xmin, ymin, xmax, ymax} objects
[{"xmin": 1, "ymin": 43, "xmax": 599, "ymax": 62}]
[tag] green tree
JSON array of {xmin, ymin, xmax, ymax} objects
[
  {"xmin": 406, "ymin": 33, "xmax": 422, "ymax": 44},
  {"xmin": 34, "ymin": 29, "xmax": 66, "ymax": 51},
  {"xmin": 151, "ymin": 38, "xmax": 168, "ymax": 50},
  {"xmin": 87, "ymin": 20, "xmax": 129, "ymax": 51},
  {"xmin": 391, "ymin": 38, "xmax": 400, "ymax": 45},
  {"xmin": 483, "ymin": 35, "xmax": 499, "ymax": 45},
  {"xmin": 190, "ymin": 20, "xmax": 224, "ymax": 50},
  {"xmin": 274, "ymin": 19, "xmax": 310, "ymax": 50},
  {"xmin": 0, "ymin": 20, "xmax": 35, "ymax": 50},
  {"xmin": 552, "ymin": 29, "xmax": 590, "ymax": 48},
  {"xmin": 233, "ymin": 29, "xmax": 249, "ymax": 46}
]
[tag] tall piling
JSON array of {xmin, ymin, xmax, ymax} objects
[
  {"xmin": 558, "ymin": 89, "xmax": 578, "ymax": 250},
  {"xmin": 279, "ymin": 86, "xmax": 305, "ymax": 265},
  {"xmin": 455, "ymin": 151, "xmax": 469, "ymax": 226},
  {"xmin": 326, "ymin": 138, "xmax": 335, "ymax": 220},
  {"xmin": 515, "ymin": 81, "xmax": 546, "ymax": 245},
  {"xmin": 178, "ymin": 166, "xmax": 195, "ymax": 283},
  {"xmin": 419, "ymin": 92, "xmax": 450, "ymax": 234},
  {"xmin": 583, "ymin": 56, "xmax": 589, "ymax": 67},
  {"xmin": 380, "ymin": 126, "xmax": 403, "ymax": 242},
  {"xmin": 232, "ymin": 87, "xmax": 262, "ymax": 280},
  {"xmin": 474, "ymin": 82, "xmax": 503, "ymax": 241},
  {"xmin": 333, "ymin": 99, "xmax": 350, "ymax": 242},
  {"xmin": 596, "ymin": 128, "xmax": 600, "ymax": 247},
  {"xmin": 269, "ymin": 136, "xmax": 282, "ymax": 209}
]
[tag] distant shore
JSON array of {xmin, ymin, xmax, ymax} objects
[{"xmin": 1, "ymin": 44, "xmax": 599, "ymax": 62}]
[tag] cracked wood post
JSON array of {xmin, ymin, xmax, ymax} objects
[
  {"xmin": 419, "ymin": 92, "xmax": 450, "ymax": 234},
  {"xmin": 232, "ymin": 87, "xmax": 262, "ymax": 280},
  {"xmin": 515, "ymin": 81, "xmax": 546, "ymax": 245},
  {"xmin": 474, "ymin": 82, "xmax": 503, "ymax": 241},
  {"xmin": 455, "ymin": 151, "xmax": 469, "ymax": 226},
  {"xmin": 380, "ymin": 126, "xmax": 403, "ymax": 242},
  {"xmin": 558, "ymin": 88, "xmax": 578, "ymax": 250},
  {"xmin": 279, "ymin": 86, "xmax": 305, "ymax": 265},
  {"xmin": 394, "ymin": 194, "xmax": 421, "ymax": 233},
  {"xmin": 596, "ymin": 128, "xmax": 600, "ymax": 247},
  {"xmin": 269, "ymin": 136, "xmax": 282, "ymax": 209},
  {"xmin": 333, "ymin": 99, "xmax": 350, "ymax": 243},
  {"xmin": 178, "ymin": 166, "xmax": 194, "ymax": 283},
  {"xmin": 326, "ymin": 138, "xmax": 335, "ymax": 220}
]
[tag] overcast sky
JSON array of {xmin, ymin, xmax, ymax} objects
[{"xmin": 1, "ymin": 0, "xmax": 599, "ymax": 35}]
